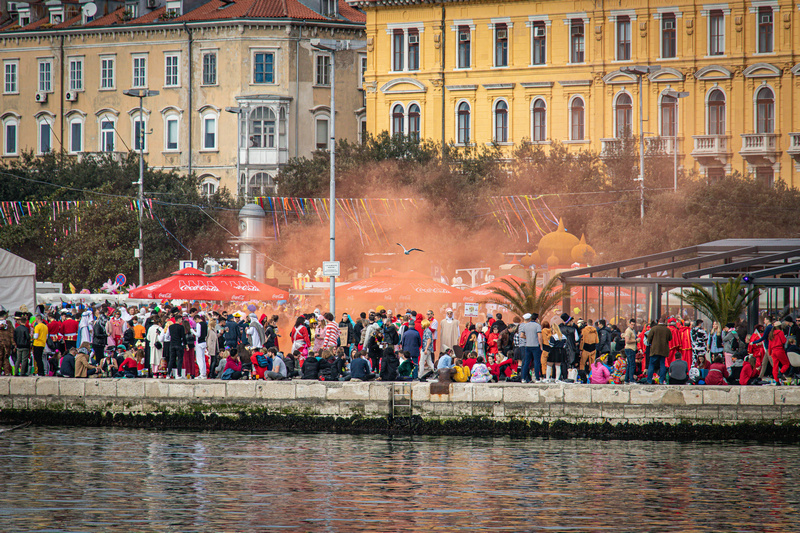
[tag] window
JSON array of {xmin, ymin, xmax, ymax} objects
[
  {"xmin": 660, "ymin": 95, "xmax": 677, "ymax": 137},
  {"xmin": 532, "ymin": 99, "xmax": 546, "ymax": 141},
  {"xmin": 756, "ymin": 167, "xmax": 774, "ymax": 187},
  {"xmin": 320, "ymin": 0, "xmax": 335, "ymax": 17},
  {"xmin": 709, "ymin": 10, "xmax": 724, "ymax": 56},
  {"xmin": 165, "ymin": 116, "xmax": 179, "ymax": 151},
  {"xmin": 133, "ymin": 117, "xmax": 146, "ymax": 151},
  {"xmin": 201, "ymin": 177, "xmax": 218, "ymax": 198},
  {"xmin": 69, "ymin": 118, "xmax": 83, "ymax": 153},
  {"xmin": 253, "ymin": 52, "xmax": 275, "ymax": 84},
  {"xmin": 38, "ymin": 117, "xmax": 53, "ymax": 154},
  {"xmin": 457, "ymin": 26, "xmax": 471, "ymax": 68},
  {"xmin": 3, "ymin": 118, "xmax": 18, "ymax": 155},
  {"xmin": 408, "ymin": 104, "xmax": 420, "ymax": 141},
  {"xmin": 315, "ymin": 54, "xmax": 331, "ymax": 86},
  {"xmin": 38, "ymin": 59, "xmax": 52, "ymax": 92},
  {"xmin": 69, "ymin": 57, "xmax": 83, "ymax": 91},
  {"xmin": 4, "ymin": 60, "xmax": 18, "ymax": 94},
  {"xmin": 494, "ymin": 100, "xmax": 508, "ymax": 142},
  {"xmin": 100, "ymin": 119, "xmax": 115, "ymax": 152},
  {"xmin": 247, "ymin": 172, "xmax": 275, "ymax": 198},
  {"xmin": 164, "ymin": 53, "xmax": 179, "ymax": 87},
  {"xmin": 202, "ymin": 114, "xmax": 217, "ymax": 150},
  {"xmin": 758, "ymin": 7, "xmax": 773, "ymax": 53},
  {"xmin": 457, "ymin": 101, "xmax": 470, "ymax": 144},
  {"xmin": 132, "ymin": 55, "xmax": 147, "ymax": 88},
  {"xmin": 707, "ymin": 89, "xmax": 725, "ymax": 135},
  {"xmin": 359, "ymin": 54, "xmax": 367, "ymax": 88},
  {"xmin": 165, "ymin": 0, "xmax": 181, "ymax": 17},
  {"xmin": 316, "ymin": 117, "xmax": 329, "ymax": 150},
  {"xmin": 532, "ymin": 22, "xmax": 546, "ymax": 65},
  {"xmin": 408, "ymin": 29, "xmax": 420, "ymax": 71},
  {"xmin": 124, "ymin": 2, "xmax": 137, "ymax": 19},
  {"xmin": 250, "ymin": 107, "xmax": 276, "ymax": 148},
  {"xmin": 392, "ymin": 30, "xmax": 404, "ymax": 71},
  {"xmin": 391, "ymin": 104, "xmax": 404, "ymax": 136},
  {"xmin": 756, "ymin": 86, "xmax": 774, "ymax": 134},
  {"xmin": 570, "ymin": 20, "xmax": 585, "ymax": 63},
  {"xmin": 100, "ymin": 56, "xmax": 115, "ymax": 89},
  {"xmin": 495, "ymin": 23, "xmax": 508, "ymax": 67},
  {"xmin": 661, "ymin": 14, "xmax": 676, "ymax": 58},
  {"xmin": 202, "ymin": 52, "xmax": 217, "ymax": 85},
  {"xmin": 615, "ymin": 93, "xmax": 633, "ymax": 137},
  {"xmin": 570, "ymin": 97, "xmax": 585, "ymax": 140},
  {"xmin": 359, "ymin": 116, "xmax": 367, "ymax": 144},
  {"xmin": 617, "ymin": 16, "xmax": 631, "ymax": 60}
]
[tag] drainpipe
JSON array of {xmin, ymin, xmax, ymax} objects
[
  {"xmin": 59, "ymin": 34, "xmax": 65, "ymax": 154},
  {"xmin": 296, "ymin": 23, "xmax": 303, "ymax": 158},
  {"xmin": 183, "ymin": 22, "xmax": 193, "ymax": 176},
  {"xmin": 440, "ymin": 1, "xmax": 446, "ymax": 155}
]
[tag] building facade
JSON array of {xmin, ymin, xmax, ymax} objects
[
  {"xmin": 353, "ymin": 0, "xmax": 800, "ymax": 187},
  {"xmin": 0, "ymin": 0, "xmax": 366, "ymax": 198}
]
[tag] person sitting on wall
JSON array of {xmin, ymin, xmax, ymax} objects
[
  {"xmin": 379, "ymin": 347, "xmax": 400, "ymax": 382},
  {"xmin": 58, "ymin": 347, "xmax": 76, "ymax": 378},
  {"xmin": 267, "ymin": 349, "xmax": 288, "ymax": 381},
  {"xmin": 704, "ymin": 355, "xmax": 730, "ymax": 385},
  {"xmin": 469, "ymin": 356, "xmax": 491, "ymax": 383},
  {"xmin": 740, "ymin": 355, "xmax": 759, "ymax": 385},
  {"xmin": 350, "ymin": 350, "xmax": 376, "ymax": 382},
  {"xmin": 589, "ymin": 358, "xmax": 611, "ymax": 384},
  {"xmin": 75, "ymin": 346, "xmax": 99, "ymax": 378},
  {"xmin": 221, "ymin": 352, "xmax": 243, "ymax": 380},
  {"xmin": 301, "ymin": 350, "xmax": 321, "ymax": 380},
  {"xmin": 668, "ymin": 352, "xmax": 689, "ymax": 385},
  {"xmin": 397, "ymin": 351, "xmax": 414, "ymax": 381},
  {"xmin": 250, "ymin": 349, "xmax": 271, "ymax": 380},
  {"xmin": 452, "ymin": 358, "xmax": 470, "ymax": 382}
]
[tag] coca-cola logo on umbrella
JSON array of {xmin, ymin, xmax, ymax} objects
[
  {"xmin": 226, "ymin": 281, "xmax": 260, "ymax": 292},
  {"xmin": 178, "ymin": 280, "xmax": 221, "ymax": 292}
]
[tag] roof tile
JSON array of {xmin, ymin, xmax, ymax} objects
[{"xmin": 85, "ymin": 6, "xmax": 124, "ymax": 27}]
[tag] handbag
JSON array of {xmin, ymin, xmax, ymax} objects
[
  {"xmin": 567, "ymin": 368, "xmax": 578, "ymax": 382},
  {"xmin": 154, "ymin": 341, "xmax": 163, "ymax": 350},
  {"xmin": 221, "ymin": 368, "xmax": 234, "ymax": 380}
]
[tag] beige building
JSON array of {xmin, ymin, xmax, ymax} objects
[{"xmin": 0, "ymin": 0, "xmax": 366, "ymax": 198}]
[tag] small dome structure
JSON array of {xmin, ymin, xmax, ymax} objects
[
  {"xmin": 529, "ymin": 249, "xmax": 543, "ymax": 266},
  {"xmin": 537, "ymin": 219, "xmax": 580, "ymax": 265},
  {"xmin": 571, "ymin": 234, "xmax": 597, "ymax": 264},
  {"xmin": 520, "ymin": 254, "xmax": 534, "ymax": 267},
  {"xmin": 546, "ymin": 252, "xmax": 560, "ymax": 269}
]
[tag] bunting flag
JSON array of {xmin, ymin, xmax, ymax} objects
[
  {"xmin": 485, "ymin": 195, "xmax": 558, "ymax": 238},
  {"xmin": 0, "ymin": 200, "xmax": 155, "ymax": 230}
]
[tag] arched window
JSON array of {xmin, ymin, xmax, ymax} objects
[
  {"xmin": 756, "ymin": 86, "xmax": 774, "ymax": 134},
  {"xmin": 3, "ymin": 116, "xmax": 19, "ymax": 156},
  {"xmin": 37, "ymin": 116, "xmax": 54, "ymax": 154},
  {"xmin": 660, "ymin": 95, "xmax": 677, "ymax": 137},
  {"xmin": 391, "ymin": 104, "xmax": 405, "ymax": 136},
  {"xmin": 200, "ymin": 175, "xmax": 218, "ymax": 198},
  {"xmin": 494, "ymin": 100, "xmax": 508, "ymax": 143},
  {"xmin": 250, "ymin": 107, "xmax": 276, "ymax": 148},
  {"xmin": 408, "ymin": 104, "xmax": 420, "ymax": 141},
  {"xmin": 248, "ymin": 172, "xmax": 275, "ymax": 197},
  {"xmin": 457, "ymin": 101, "xmax": 471, "ymax": 144},
  {"xmin": 570, "ymin": 97, "xmax": 585, "ymax": 140},
  {"xmin": 615, "ymin": 93, "xmax": 632, "ymax": 138},
  {"xmin": 99, "ymin": 117, "xmax": 115, "ymax": 152},
  {"xmin": 532, "ymin": 99, "xmax": 546, "ymax": 142},
  {"xmin": 708, "ymin": 89, "xmax": 725, "ymax": 135}
]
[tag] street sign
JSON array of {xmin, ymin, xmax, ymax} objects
[
  {"xmin": 180, "ymin": 260, "xmax": 198, "ymax": 270},
  {"xmin": 322, "ymin": 261, "xmax": 340, "ymax": 277},
  {"xmin": 115, "ymin": 274, "xmax": 127, "ymax": 287},
  {"xmin": 464, "ymin": 303, "xmax": 479, "ymax": 317}
]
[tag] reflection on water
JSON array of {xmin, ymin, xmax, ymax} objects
[{"xmin": 0, "ymin": 426, "xmax": 798, "ymax": 532}]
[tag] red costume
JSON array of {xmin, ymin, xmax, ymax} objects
[
  {"xmin": 748, "ymin": 332, "xmax": 766, "ymax": 369},
  {"xmin": 769, "ymin": 330, "xmax": 790, "ymax": 380}
]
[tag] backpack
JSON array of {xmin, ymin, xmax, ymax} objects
[
  {"xmin": 256, "ymin": 353, "xmax": 270, "ymax": 368},
  {"xmin": 731, "ymin": 335, "xmax": 740, "ymax": 354},
  {"xmin": 221, "ymin": 368, "xmax": 234, "ymax": 380}
]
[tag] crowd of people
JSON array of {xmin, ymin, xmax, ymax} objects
[{"xmin": 1, "ymin": 301, "xmax": 799, "ymax": 387}]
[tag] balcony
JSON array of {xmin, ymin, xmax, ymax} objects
[
  {"xmin": 788, "ymin": 133, "xmax": 800, "ymax": 167},
  {"xmin": 77, "ymin": 151, "xmax": 128, "ymax": 163},
  {"xmin": 599, "ymin": 137, "xmax": 637, "ymax": 158},
  {"xmin": 645, "ymin": 136, "xmax": 681, "ymax": 156},
  {"xmin": 691, "ymin": 135, "xmax": 731, "ymax": 169},
  {"xmin": 239, "ymin": 147, "xmax": 289, "ymax": 167},
  {"xmin": 739, "ymin": 133, "xmax": 780, "ymax": 165}
]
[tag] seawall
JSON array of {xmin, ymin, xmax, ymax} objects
[{"xmin": 2, "ymin": 377, "xmax": 800, "ymax": 440}]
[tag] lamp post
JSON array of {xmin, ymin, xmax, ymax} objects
[
  {"xmin": 310, "ymin": 38, "xmax": 366, "ymax": 315},
  {"xmin": 620, "ymin": 66, "xmax": 660, "ymax": 221},
  {"xmin": 123, "ymin": 88, "xmax": 159, "ymax": 286},
  {"xmin": 662, "ymin": 89, "xmax": 689, "ymax": 193}
]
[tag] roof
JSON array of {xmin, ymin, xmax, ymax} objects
[
  {"xmin": 84, "ymin": 6, "xmax": 125, "ymax": 27},
  {"xmin": 54, "ymin": 14, "xmax": 82, "ymax": 29},
  {"xmin": 129, "ymin": 6, "xmax": 167, "ymax": 24}
]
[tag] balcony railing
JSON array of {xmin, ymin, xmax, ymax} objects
[
  {"xmin": 601, "ymin": 137, "xmax": 681, "ymax": 157},
  {"xmin": 645, "ymin": 136, "xmax": 681, "ymax": 155},
  {"xmin": 239, "ymin": 147, "xmax": 289, "ymax": 166},
  {"xmin": 788, "ymin": 133, "xmax": 800, "ymax": 156},
  {"xmin": 691, "ymin": 135, "xmax": 729, "ymax": 155},
  {"xmin": 77, "ymin": 151, "xmax": 128, "ymax": 162},
  {"xmin": 740, "ymin": 133, "xmax": 779, "ymax": 154}
]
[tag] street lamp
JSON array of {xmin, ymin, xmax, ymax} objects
[
  {"xmin": 620, "ymin": 66, "xmax": 660, "ymax": 221},
  {"xmin": 662, "ymin": 89, "xmax": 689, "ymax": 193},
  {"xmin": 123, "ymin": 88, "xmax": 159, "ymax": 286},
  {"xmin": 310, "ymin": 38, "xmax": 366, "ymax": 315}
]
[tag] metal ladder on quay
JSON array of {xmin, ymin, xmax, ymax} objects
[{"xmin": 390, "ymin": 382, "xmax": 412, "ymax": 419}]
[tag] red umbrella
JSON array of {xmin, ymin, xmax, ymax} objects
[
  {"xmin": 209, "ymin": 270, "xmax": 289, "ymax": 302},
  {"xmin": 128, "ymin": 268, "xmax": 289, "ymax": 302},
  {"xmin": 334, "ymin": 269, "xmax": 470, "ymax": 305}
]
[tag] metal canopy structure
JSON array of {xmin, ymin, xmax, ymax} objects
[{"xmin": 557, "ymin": 239, "xmax": 800, "ymax": 328}]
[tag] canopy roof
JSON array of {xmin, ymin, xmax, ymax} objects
[
  {"xmin": 128, "ymin": 270, "xmax": 288, "ymax": 302},
  {"xmin": 334, "ymin": 269, "xmax": 470, "ymax": 305}
]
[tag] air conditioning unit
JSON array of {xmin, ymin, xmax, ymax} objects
[
  {"xmin": 65, "ymin": 90, "xmax": 78, "ymax": 102},
  {"xmin": 459, "ymin": 32, "xmax": 470, "ymax": 42},
  {"xmin": 497, "ymin": 29, "xmax": 507, "ymax": 39},
  {"xmin": 534, "ymin": 26, "xmax": 545, "ymax": 37},
  {"xmin": 146, "ymin": 0, "xmax": 157, "ymax": 8},
  {"xmin": 35, "ymin": 92, "xmax": 48, "ymax": 103},
  {"xmin": 408, "ymin": 33, "xmax": 419, "ymax": 44}
]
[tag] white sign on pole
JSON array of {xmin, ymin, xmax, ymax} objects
[
  {"xmin": 322, "ymin": 261, "xmax": 340, "ymax": 277},
  {"xmin": 180, "ymin": 260, "xmax": 198, "ymax": 270},
  {"xmin": 464, "ymin": 303, "xmax": 479, "ymax": 317}
]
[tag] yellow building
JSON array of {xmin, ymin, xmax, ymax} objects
[
  {"xmin": 353, "ymin": 0, "xmax": 800, "ymax": 187},
  {"xmin": 0, "ymin": 0, "xmax": 366, "ymax": 198}
]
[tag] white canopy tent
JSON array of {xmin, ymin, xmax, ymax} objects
[{"xmin": 0, "ymin": 248, "xmax": 36, "ymax": 313}]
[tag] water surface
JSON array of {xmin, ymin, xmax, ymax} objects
[{"xmin": 0, "ymin": 426, "xmax": 797, "ymax": 532}]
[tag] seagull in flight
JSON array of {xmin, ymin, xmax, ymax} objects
[{"xmin": 397, "ymin": 243, "xmax": 424, "ymax": 255}]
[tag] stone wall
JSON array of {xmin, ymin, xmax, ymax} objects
[{"xmin": 3, "ymin": 376, "xmax": 800, "ymax": 426}]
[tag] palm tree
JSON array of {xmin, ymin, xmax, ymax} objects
[
  {"xmin": 678, "ymin": 275, "xmax": 758, "ymax": 326},
  {"xmin": 485, "ymin": 270, "xmax": 568, "ymax": 318}
]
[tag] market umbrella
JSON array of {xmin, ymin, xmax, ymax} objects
[
  {"xmin": 128, "ymin": 268, "xmax": 289, "ymax": 301},
  {"xmin": 333, "ymin": 269, "xmax": 470, "ymax": 306},
  {"xmin": 209, "ymin": 270, "xmax": 289, "ymax": 302}
]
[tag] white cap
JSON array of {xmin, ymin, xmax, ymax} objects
[{"xmin": 523, "ymin": 313, "xmax": 532, "ymax": 320}]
